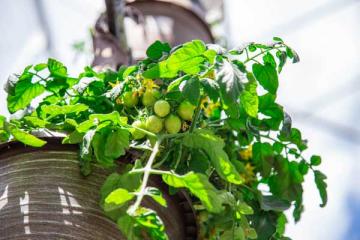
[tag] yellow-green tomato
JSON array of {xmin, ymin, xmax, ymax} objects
[
  {"xmin": 165, "ymin": 115, "xmax": 182, "ymax": 134},
  {"xmin": 154, "ymin": 100, "xmax": 170, "ymax": 117},
  {"xmin": 142, "ymin": 89, "xmax": 160, "ymax": 107},
  {"xmin": 146, "ymin": 115, "xmax": 163, "ymax": 133},
  {"xmin": 122, "ymin": 91, "xmax": 138, "ymax": 108},
  {"xmin": 178, "ymin": 101, "xmax": 196, "ymax": 121},
  {"xmin": 131, "ymin": 120, "xmax": 146, "ymax": 139}
]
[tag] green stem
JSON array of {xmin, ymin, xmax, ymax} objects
[
  {"xmin": 189, "ymin": 97, "xmax": 202, "ymax": 133},
  {"xmin": 244, "ymin": 45, "xmax": 284, "ymax": 64},
  {"xmin": 125, "ymin": 124, "xmax": 157, "ymax": 138},
  {"xmin": 127, "ymin": 138, "xmax": 162, "ymax": 215}
]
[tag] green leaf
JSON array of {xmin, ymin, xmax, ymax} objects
[
  {"xmin": 0, "ymin": 116, "xmax": 10, "ymax": 143},
  {"xmin": 76, "ymin": 111, "xmax": 127, "ymax": 133},
  {"xmin": 167, "ymin": 75, "xmax": 189, "ymax": 92},
  {"xmin": 314, "ymin": 170, "xmax": 327, "ymax": 207},
  {"xmin": 259, "ymin": 195, "xmax": 291, "ymax": 212},
  {"xmin": 34, "ymin": 63, "xmax": 47, "ymax": 72},
  {"xmin": 92, "ymin": 128, "xmax": 115, "ymax": 167},
  {"xmin": 145, "ymin": 187, "xmax": 167, "ymax": 207},
  {"xmin": 7, "ymin": 124, "xmax": 46, "ymax": 147},
  {"xmin": 7, "ymin": 78, "xmax": 45, "ymax": 113},
  {"xmin": 240, "ymin": 80, "xmax": 258, "ymax": 117},
  {"xmin": 275, "ymin": 213, "xmax": 287, "ymax": 236},
  {"xmin": 105, "ymin": 188, "xmax": 135, "ymax": 211},
  {"xmin": 104, "ymin": 128, "xmax": 129, "ymax": 159},
  {"xmin": 201, "ymin": 78, "xmax": 220, "ymax": 102},
  {"xmin": 47, "ymin": 58, "xmax": 67, "ymax": 78},
  {"xmin": 252, "ymin": 63, "xmax": 278, "ymax": 94},
  {"xmin": 310, "ymin": 155, "xmax": 322, "ymax": 166},
  {"xmin": 252, "ymin": 142, "xmax": 274, "ymax": 177},
  {"xmin": 79, "ymin": 129, "xmax": 96, "ymax": 175},
  {"xmin": 142, "ymin": 61, "xmax": 178, "ymax": 79},
  {"xmin": 183, "ymin": 129, "xmax": 244, "ymax": 184},
  {"xmin": 163, "ymin": 172, "xmax": 224, "ymax": 213},
  {"xmin": 182, "ymin": 77, "xmax": 200, "ymax": 105},
  {"xmin": 263, "ymin": 53, "xmax": 276, "ymax": 68},
  {"xmin": 62, "ymin": 130, "xmax": 84, "ymax": 144},
  {"xmin": 167, "ymin": 40, "xmax": 207, "ymax": 75},
  {"xmin": 23, "ymin": 116, "xmax": 48, "ymax": 128},
  {"xmin": 216, "ymin": 59, "xmax": 245, "ymax": 106},
  {"xmin": 40, "ymin": 104, "xmax": 89, "ymax": 119},
  {"xmin": 133, "ymin": 207, "xmax": 168, "ymax": 240},
  {"xmin": 117, "ymin": 215, "xmax": 138, "ymax": 240},
  {"xmin": 237, "ymin": 202, "xmax": 254, "ymax": 215},
  {"xmin": 146, "ymin": 41, "xmax": 171, "ymax": 60}
]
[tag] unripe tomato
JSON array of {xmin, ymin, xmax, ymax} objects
[
  {"xmin": 178, "ymin": 101, "xmax": 196, "ymax": 121},
  {"xmin": 122, "ymin": 91, "xmax": 138, "ymax": 108},
  {"xmin": 154, "ymin": 100, "xmax": 170, "ymax": 117},
  {"xmin": 142, "ymin": 89, "xmax": 160, "ymax": 107},
  {"xmin": 165, "ymin": 115, "xmax": 182, "ymax": 134},
  {"xmin": 146, "ymin": 115, "xmax": 163, "ymax": 133},
  {"xmin": 131, "ymin": 120, "xmax": 146, "ymax": 139}
]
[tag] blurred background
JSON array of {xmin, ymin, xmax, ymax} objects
[{"xmin": 0, "ymin": 0, "xmax": 359, "ymax": 239}]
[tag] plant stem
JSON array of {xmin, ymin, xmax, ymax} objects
[
  {"xmin": 127, "ymin": 138, "xmax": 162, "ymax": 215},
  {"xmin": 189, "ymin": 97, "xmax": 202, "ymax": 133},
  {"xmin": 125, "ymin": 124, "xmax": 157, "ymax": 138},
  {"xmin": 244, "ymin": 45, "xmax": 284, "ymax": 64}
]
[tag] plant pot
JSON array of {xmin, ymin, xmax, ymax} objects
[{"xmin": 0, "ymin": 138, "xmax": 198, "ymax": 239}]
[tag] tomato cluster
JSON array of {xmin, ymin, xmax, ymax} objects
[{"xmin": 121, "ymin": 88, "xmax": 196, "ymax": 139}]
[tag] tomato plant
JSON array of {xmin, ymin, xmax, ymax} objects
[{"xmin": 0, "ymin": 38, "xmax": 327, "ymax": 239}]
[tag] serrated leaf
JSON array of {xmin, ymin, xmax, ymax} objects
[
  {"xmin": 259, "ymin": 195, "xmax": 291, "ymax": 212},
  {"xmin": 314, "ymin": 170, "xmax": 327, "ymax": 207},
  {"xmin": 145, "ymin": 187, "xmax": 167, "ymax": 207},
  {"xmin": 183, "ymin": 129, "xmax": 244, "ymax": 184},
  {"xmin": 252, "ymin": 142, "xmax": 274, "ymax": 177},
  {"xmin": 47, "ymin": 58, "xmax": 67, "ymax": 78},
  {"xmin": 41, "ymin": 104, "xmax": 89, "ymax": 119},
  {"xmin": 162, "ymin": 171, "xmax": 224, "ymax": 213},
  {"xmin": 7, "ymin": 78, "xmax": 45, "ymax": 113},
  {"xmin": 201, "ymin": 78, "xmax": 219, "ymax": 101},
  {"xmin": 240, "ymin": 80, "xmax": 258, "ymax": 117},
  {"xmin": 7, "ymin": 124, "xmax": 46, "ymax": 147},
  {"xmin": 23, "ymin": 116, "xmax": 48, "ymax": 128},
  {"xmin": 146, "ymin": 40, "xmax": 171, "ymax": 60},
  {"xmin": 216, "ymin": 59, "xmax": 245, "ymax": 105},
  {"xmin": 167, "ymin": 75, "xmax": 189, "ymax": 91},
  {"xmin": 104, "ymin": 128, "xmax": 129, "ymax": 159},
  {"xmin": 167, "ymin": 40, "xmax": 207, "ymax": 75},
  {"xmin": 34, "ymin": 63, "xmax": 47, "ymax": 72},
  {"xmin": 79, "ymin": 129, "xmax": 96, "ymax": 175},
  {"xmin": 252, "ymin": 63, "xmax": 278, "ymax": 94},
  {"xmin": 182, "ymin": 77, "xmax": 200, "ymax": 105},
  {"xmin": 133, "ymin": 207, "xmax": 168, "ymax": 240},
  {"xmin": 142, "ymin": 61, "xmax": 178, "ymax": 79},
  {"xmin": 310, "ymin": 155, "xmax": 321, "ymax": 166},
  {"xmin": 105, "ymin": 188, "xmax": 135, "ymax": 211}
]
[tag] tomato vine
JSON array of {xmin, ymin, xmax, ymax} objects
[{"xmin": 0, "ymin": 38, "xmax": 327, "ymax": 240}]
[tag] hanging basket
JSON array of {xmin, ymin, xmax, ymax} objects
[{"xmin": 0, "ymin": 138, "xmax": 198, "ymax": 239}]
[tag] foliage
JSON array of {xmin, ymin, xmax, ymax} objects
[{"xmin": 0, "ymin": 38, "xmax": 327, "ymax": 239}]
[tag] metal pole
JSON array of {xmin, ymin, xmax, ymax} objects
[{"xmin": 105, "ymin": 0, "xmax": 129, "ymax": 54}]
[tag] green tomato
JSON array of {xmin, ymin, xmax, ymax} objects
[
  {"xmin": 165, "ymin": 115, "xmax": 182, "ymax": 134},
  {"xmin": 154, "ymin": 100, "xmax": 170, "ymax": 117},
  {"xmin": 122, "ymin": 91, "xmax": 138, "ymax": 108},
  {"xmin": 131, "ymin": 120, "xmax": 146, "ymax": 139},
  {"xmin": 146, "ymin": 115, "xmax": 163, "ymax": 133},
  {"xmin": 142, "ymin": 89, "xmax": 160, "ymax": 107},
  {"xmin": 178, "ymin": 101, "xmax": 196, "ymax": 121}
]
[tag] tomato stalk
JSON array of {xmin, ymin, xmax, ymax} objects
[{"xmin": 127, "ymin": 138, "xmax": 162, "ymax": 215}]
